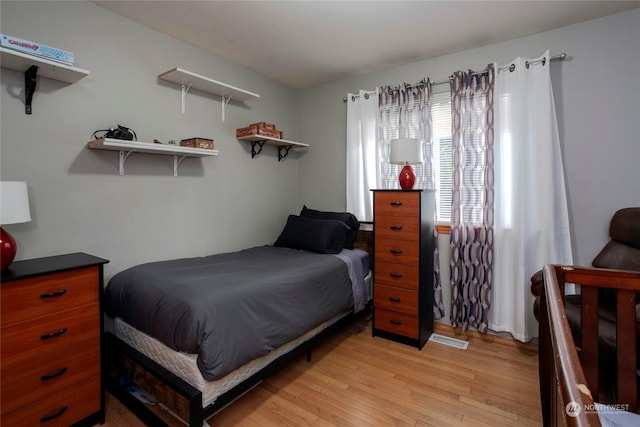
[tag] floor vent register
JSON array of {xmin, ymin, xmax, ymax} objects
[{"xmin": 428, "ymin": 333, "xmax": 469, "ymax": 350}]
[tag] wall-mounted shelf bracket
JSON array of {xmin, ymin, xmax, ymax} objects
[
  {"xmin": 221, "ymin": 96, "xmax": 233, "ymax": 122},
  {"xmin": 1, "ymin": 47, "xmax": 90, "ymax": 115},
  {"xmin": 251, "ymin": 140, "xmax": 266, "ymax": 158},
  {"xmin": 181, "ymin": 83, "xmax": 192, "ymax": 114},
  {"xmin": 118, "ymin": 150, "xmax": 134, "ymax": 175},
  {"xmin": 174, "ymin": 155, "xmax": 187, "ymax": 177},
  {"xmin": 278, "ymin": 145, "xmax": 292, "ymax": 161},
  {"xmin": 238, "ymin": 134, "xmax": 309, "ymax": 161},
  {"xmin": 24, "ymin": 65, "xmax": 38, "ymax": 115},
  {"xmin": 118, "ymin": 151, "xmax": 186, "ymax": 176}
]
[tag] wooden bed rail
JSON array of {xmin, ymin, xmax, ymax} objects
[{"xmin": 539, "ymin": 264, "xmax": 640, "ymax": 426}]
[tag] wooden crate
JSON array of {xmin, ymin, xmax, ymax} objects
[{"xmin": 179, "ymin": 138, "xmax": 214, "ymax": 149}]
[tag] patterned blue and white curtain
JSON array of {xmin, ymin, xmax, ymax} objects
[{"xmin": 448, "ymin": 65, "xmax": 495, "ymax": 333}]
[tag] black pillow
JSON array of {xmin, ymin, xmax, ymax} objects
[
  {"xmin": 274, "ymin": 215, "xmax": 350, "ymax": 254},
  {"xmin": 300, "ymin": 206, "xmax": 360, "ymax": 249}
]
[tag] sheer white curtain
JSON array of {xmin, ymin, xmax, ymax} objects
[
  {"xmin": 346, "ymin": 89, "xmax": 379, "ymax": 222},
  {"xmin": 491, "ymin": 51, "xmax": 574, "ymax": 341}
]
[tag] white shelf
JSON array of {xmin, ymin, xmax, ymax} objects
[
  {"xmin": 237, "ymin": 135, "xmax": 309, "ymax": 161},
  {"xmin": 158, "ymin": 67, "xmax": 260, "ymax": 121},
  {"xmin": 87, "ymin": 138, "xmax": 218, "ymax": 176},
  {"xmin": 1, "ymin": 47, "xmax": 89, "ymax": 83}
]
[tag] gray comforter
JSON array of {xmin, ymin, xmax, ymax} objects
[{"xmin": 105, "ymin": 246, "xmax": 359, "ymax": 380}]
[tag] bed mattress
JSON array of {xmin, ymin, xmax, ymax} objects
[
  {"xmin": 114, "ymin": 271, "xmax": 371, "ymax": 409},
  {"xmin": 115, "ymin": 311, "xmax": 342, "ymax": 409}
]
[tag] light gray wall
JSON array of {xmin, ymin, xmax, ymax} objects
[
  {"xmin": 0, "ymin": 1, "xmax": 301, "ymax": 280},
  {"xmin": 2, "ymin": 3, "xmax": 638, "ymax": 281},
  {"xmin": 296, "ymin": 8, "xmax": 640, "ymax": 266}
]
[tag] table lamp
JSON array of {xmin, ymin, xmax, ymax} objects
[
  {"xmin": 1, "ymin": 181, "xmax": 32, "ymax": 270},
  {"xmin": 390, "ymin": 138, "xmax": 423, "ymax": 189}
]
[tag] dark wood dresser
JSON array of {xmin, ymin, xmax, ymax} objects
[
  {"xmin": 372, "ymin": 189, "xmax": 435, "ymax": 349},
  {"xmin": 1, "ymin": 253, "xmax": 109, "ymax": 426}
]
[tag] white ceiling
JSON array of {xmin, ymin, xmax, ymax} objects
[{"xmin": 93, "ymin": 1, "xmax": 639, "ymax": 89}]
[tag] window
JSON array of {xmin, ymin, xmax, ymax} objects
[{"xmin": 431, "ymin": 90, "xmax": 452, "ymax": 222}]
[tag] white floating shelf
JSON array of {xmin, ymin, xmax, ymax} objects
[
  {"xmin": 237, "ymin": 135, "xmax": 309, "ymax": 161},
  {"xmin": 87, "ymin": 138, "xmax": 218, "ymax": 176},
  {"xmin": 1, "ymin": 47, "xmax": 89, "ymax": 83},
  {"xmin": 158, "ymin": 67, "xmax": 260, "ymax": 121},
  {"xmin": 158, "ymin": 68, "xmax": 260, "ymax": 101}
]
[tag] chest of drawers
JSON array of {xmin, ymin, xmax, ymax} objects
[
  {"xmin": 1, "ymin": 253, "xmax": 108, "ymax": 427},
  {"xmin": 372, "ymin": 190, "xmax": 435, "ymax": 349}
]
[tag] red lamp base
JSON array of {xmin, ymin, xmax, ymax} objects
[
  {"xmin": 1, "ymin": 227, "xmax": 17, "ymax": 270},
  {"xmin": 399, "ymin": 164, "xmax": 416, "ymax": 190}
]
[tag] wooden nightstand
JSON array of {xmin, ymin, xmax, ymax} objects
[
  {"xmin": 1, "ymin": 253, "xmax": 109, "ymax": 426},
  {"xmin": 371, "ymin": 190, "xmax": 435, "ymax": 349}
]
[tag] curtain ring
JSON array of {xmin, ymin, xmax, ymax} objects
[
  {"xmin": 364, "ymin": 93, "xmax": 370, "ymax": 100},
  {"xmin": 351, "ymin": 95, "xmax": 356, "ymax": 102},
  {"xmin": 542, "ymin": 57, "xmax": 547, "ymax": 66},
  {"xmin": 525, "ymin": 60, "xmax": 530, "ymax": 69},
  {"xmin": 509, "ymin": 64, "xmax": 515, "ymax": 72}
]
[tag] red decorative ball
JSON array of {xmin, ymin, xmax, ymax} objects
[
  {"xmin": 399, "ymin": 165, "xmax": 416, "ymax": 190},
  {"xmin": 1, "ymin": 227, "xmax": 17, "ymax": 270}
]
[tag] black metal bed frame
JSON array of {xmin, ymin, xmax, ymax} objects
[{"xmin": 104, "ymin": 310, "xmax": 361, "ymax": 426}]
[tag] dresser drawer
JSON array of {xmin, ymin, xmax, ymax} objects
[
  {"xmin": 1, "ymin": 304, "xmax": 99, "ymax": 368},
  {"xmin": 1, "ymin": 376, "xmax": 100, "ymax": 427},
  {"xmin": 1, "ymin": 266, "xmax": 99, "ymax": 326},
  {"xmin": 374, "ymin": 192, "xmax": 420, "ymax": 217},
  {"xmin": 374, "ymin": 215, "xmax": 420, "ymax": 241},
  {"xmin": 375, "ymin": 238, "xmax": 419, "ymax": 264},
  {"xmin": 374, "ymin": 308, "xmax": 418, "ymax": 339},
  {"xmin": 1, "ymin": 345, "xmax": 99, "ymax": 415},
  {"xmin": 374, "ymin": 284, "xmax": 418, "ymax": 315},
  {"xmin": 375, "ymin": 261, "xmax": 419, "ymax": 289}
]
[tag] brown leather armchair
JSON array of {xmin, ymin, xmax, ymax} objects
[{"xmin": 531, "ymin": 207, "xmax": 640, "ymax": 367}]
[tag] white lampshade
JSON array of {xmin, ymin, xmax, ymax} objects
[
  {"xmin": 390, "ymin": 138, "xmax": 424, "ymax": 165},
  {"xmin": 1, "ymin": 181, "xmax": 32, "ymax": 225}
]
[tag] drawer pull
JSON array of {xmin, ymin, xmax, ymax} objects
[
  {"xmin": 41, "ymin": 367, "xmax": 68, "ymax": 381},
  {"xmin": 390, "ymin": 226, "xmax": 403, "ymax": 231},
  {"xmin": 390, "ymin": 319, "xmax": 403, "ymax": 326},
  {"xmin": 390, "ymin": 249, "xmax": 403, "ymax": 255},
  {"xmin": 40, "ymin": 406, "xmax": 67, "ymax": 423},
  {"xmin": 389, "ymin": 297, "xmax": 402, "ymax": 303},
  {"xmin": 390, "ymin": 202, "xmax": 403, "ymax": 207},
  {"xmin": 390, "ymin": 273, "xmax": 403, "ymax": 278},
  {"xmin": 40, "ymin": 328, "xmax": 67, "ymax": 340},
  {"xmin": 40, "ymin": 289, "xmax": 67, "ymax": 299}
]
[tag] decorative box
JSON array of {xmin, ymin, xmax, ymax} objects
[
  {"xmin": 236, "ymin": 123, "xmax": 283, "ymax": 139},
  {"xmin": 180, "ymin": 138, "xmax": 214, "ymax": 149},
  {"xmin": 249, "ymin": 122, "xmax": 276, "ymax": 130}
]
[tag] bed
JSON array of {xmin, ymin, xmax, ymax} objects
[
  {"xmin": 538, "ymin": 264, "xmax": 640, "ymax": 426},
  {"xmin": 104, "ymin": 209, "xmax": 372, "ymax": 426}
]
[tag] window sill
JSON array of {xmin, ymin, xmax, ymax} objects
[{"xmin": 436, "ymin": 223, "xmax": 450, "ymax": 235}]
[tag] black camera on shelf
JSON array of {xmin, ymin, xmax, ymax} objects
[{"xmin": 93, "ymin": 125, "xmax": 137, "ymax": 141}]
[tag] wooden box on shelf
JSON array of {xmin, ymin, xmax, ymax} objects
[
  {"xmin": 236, "ymin": 122, "xmax": 283, "ymax": 139},
  {"xmin": 179, "ymin": 138, "xmax": 214, "ymax": 149}
]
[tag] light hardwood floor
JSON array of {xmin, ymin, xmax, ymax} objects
[{"xmin": 103, "ymin": 311, "xmax": 541, "ymax": 426}]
